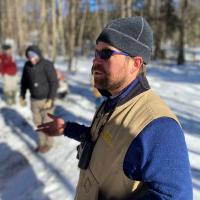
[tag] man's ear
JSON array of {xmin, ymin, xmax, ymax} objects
[{"xmin": 130, "ymin": 56, "xmax": 143, "ymax": 73}]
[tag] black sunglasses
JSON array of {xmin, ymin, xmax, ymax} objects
[{"xmin": 95, "ymin": 49, "xmax": 129, "ymax": 60}]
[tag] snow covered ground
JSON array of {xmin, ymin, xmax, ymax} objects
[{"xmin": 0, "ymin": 57, "xmax": 199, "ymax": 200}]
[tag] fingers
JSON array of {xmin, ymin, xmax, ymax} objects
[
  {"xmin": 47, "ymin": 113, "xmax": 57, "ymax": 120},
  {"xmin": 36, "ymin": 128, "xmax": 55, "ymax": 136},
  {"xmin": 37, "ymin": 121, "xmax": 52, "ymax": 129},
  {"xmin": 36, "ymin": 124, "xmax": 53, "ymax": 134},
  {"xmin": 36, "ymin": 122, "xmax": 53, "ymax": 133},
  {"xmin": 36, "ymin": 126, "xmax": 50, "ymax": 132},
  {"xmin": 36, "ymin": 125, "xmax": 64, "ymax": 136},
  {"xmin": 35, "ymin": 114, "xmax": 65, "ymax": 136},
  {"xmin": 36, "ymin": 127, "xmax": 47, "ymax": 132}
]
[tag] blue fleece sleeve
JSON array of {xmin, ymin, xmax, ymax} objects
[
  {"xmin": 64, "ymin": 122, "xmax": 90, "ymax": 142},
  {"xmin": 123, "ymin": 117, "xmax": 193, "ymax": 200}
]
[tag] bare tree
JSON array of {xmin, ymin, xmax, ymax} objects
[
  {"xmin": 77, "ymin": 2, "xmax": 89, "ymax": 52},
  {"xmin": 177, "ymin": 0, "xmax": 190, "ymax": 65},
  {"xmin": 152, "ymin": 0, "xmax": 162, "ymax": 59},
  {"xmin": 143, "ymin": 0, "xmax": 163, "ymax": 59},
  {"xmin": 95, "ymin": 0, "xmax": 103, "ymax": 36},
  {"xmin": 0, "ymin": 0, "xmax": 199, "ymax": 62},
  {"xmin": 51, "ymin": 0, "xmax": 57, "ymax": 61},
  {"xmin": 68, "ymin": 0, "xmax": 78, "ymax": 71},
  {"xmin": 40, "ymin": 0, "xmax": 49, "ymax": 57},
  {"xmin": 120, "ymin": 0, "xmax": 126, "ymax": 18},
  {"xmin": 186, "ymin": 0, "xmax": 200, "ymax": 47},
  {"xmin": 127, "ymin": 0, "xmax": 132, "ymax": 17},
  {"xmin": 102, "ymin": 0, "xmax": 109, "ymax": 26},
  {"xmin": 119, "ymin": 0, "xmax": 133, "ymax": 18},
  {"xmin": 58, "ymin": 0, "xmax": 66, "ymax": 57},
  {"xmin": 4, "ymin": 0, "xmax": 13, "ymax": 39},
  {"xmin": 14, "ymin": 0, "xmax": 27, "ymax": 55},
  {"xmin": 0, "ymin": 1, "xmax": 4, "ymax": 43}
]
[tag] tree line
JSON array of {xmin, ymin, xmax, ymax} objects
[{"xmin": 0, "ymin": 0, "xmax": 199, "ymax": 70}]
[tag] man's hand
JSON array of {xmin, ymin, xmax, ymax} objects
[
  {"xmin": 36, "ymin": 113, "xmax": 66, "ymax": 136},
  {"xmin": 43, "ymin": 99, "xmax": 53, "ymax": 109},
  {"xmin": 19, "ymin": 96, "xmax": 26, "ymax": 107}
]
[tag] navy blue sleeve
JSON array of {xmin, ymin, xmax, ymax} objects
[
  {"xmin": 123, "ymin": 117, "xmax": 193, "ymax": 200},
  {"xmin": 64, "ymin": 122, "xmax": 90, "ymax": 142}
]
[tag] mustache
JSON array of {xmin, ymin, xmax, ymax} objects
[{"xmin": 92, "ymin": 64, "xmax": 105, "ymax": 74}]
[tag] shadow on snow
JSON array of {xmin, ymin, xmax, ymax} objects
[
  {"xmin": 1, "ymin": 107, "xmax": 76, "ymax": 197},
  {"xmin": 0, "ymin": 142, "xmax": 50, "ymax": 200},
  {"xmin": 148, "ymin": 61, "xmax": 200, "ymax": 84}
]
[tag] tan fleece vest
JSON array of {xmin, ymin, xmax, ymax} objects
[{"xmin": 75, "ymin": 89, "xmax": 179, "ymax": 200}]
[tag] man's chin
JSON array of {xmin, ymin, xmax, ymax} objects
[
  {"xmin": 94, "ymin": 77, "xmax": 103, "ymax": 84},
  {"xmin": 94, "ymin": 82, "xmax": 105, "ymax": 90}
]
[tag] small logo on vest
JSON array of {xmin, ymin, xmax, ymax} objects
[{"xmin": 101, "ymin": 131, "xmax": 113, "ymax": 147}]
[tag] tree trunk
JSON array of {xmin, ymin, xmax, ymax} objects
[
  {"xmin": 40, "ymin": 0, "xmax": 49, "ymax": 57},
  {"xmin": 58, "ymin": 0, "xmax": 66, "ymax": 58},
  {"xmin": 77, "ymin": 3, "xmax": 88, "ymax": 53},
  {"xmin": 154, "ymin": 26, "xmax": 163, "ymax": 59},
  {"xmin": 68, "ymin": 0, "xmax": 77, "ymax": 71},
  {"xmin": 177, "ymin": 0, "xmax": 189, "ymax": 65},
  {"xmin": 120, "ymin": 0, "xmax": 126, "ymax": 18},
  {"xmin": 127, "ymin": 0, "xmax": 132, "ymax": 17},
  {"xmin": 51, "ymin": 0, "xmax": 57, "ymax": 61},
  {"xmin": 5, "ymin": 0, "xmax": 13, "ymax": 39},
  {"xmin": 102, "ymin": 0, "xmax": 108, "ymax": 27},
  {"xmin": 177, "ymin": 21, "xmax": 185, "ymax": 65},
  {"xmin": 14, "ymin": 0, "xmax": 25, "ymax": 55},
  {"xmin": 0, "ymin": 1, "xmax": 4, "ymax": 43}
]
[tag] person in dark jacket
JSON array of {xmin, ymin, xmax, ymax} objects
[
  {"xmin": 20, "ymin": 45, "xmax": 58, "ymax": 153},
  {"xmin": 36, "ymin": 17, "xmax": 192, "ymax": 199}
]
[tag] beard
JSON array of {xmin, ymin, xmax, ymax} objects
[
  {"xmin": 92, "ymin": 64, "xmax": 126, "ymax": 93},
  {"xmin": 92, "ymin": 64, "xmax": 108, "ymax": 89}
]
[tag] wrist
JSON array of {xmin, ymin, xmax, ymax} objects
[{"xmin": 63, "ymin": 122, "xmax": 67, "ymax": 135}]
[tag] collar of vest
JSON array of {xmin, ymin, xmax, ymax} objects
[{"xmin": 103, "ymin": 74, "xmax": 150, "ymax": 112}]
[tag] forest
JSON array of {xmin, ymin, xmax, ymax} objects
[{"xmin": 0, "ymin": 0, "xmax": 200, "ymax": 70}]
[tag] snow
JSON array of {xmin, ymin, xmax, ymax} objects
[{"xmin": 0, "ymin": 57, "xmax": 200, "ymax": 200}]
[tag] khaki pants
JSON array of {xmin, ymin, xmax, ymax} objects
[
  {"xmin": 3, "ymin": 74, "xmax": 17, "ymax": 104},
  {"xmin": 3, "ymin": 74, "xmax": 17, "ymax": 92},
  {"xmin": 31, "ymin": 99, "xmax": 54, "ymax": 147}
]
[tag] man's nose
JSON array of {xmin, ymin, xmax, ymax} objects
[{"xmin": 93, "ymin": 56, "xmax": 103, "ymax": 65}]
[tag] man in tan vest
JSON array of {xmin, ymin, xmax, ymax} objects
[{"xmin": 37, "ymin": 16, "xmax": 192, "ymax": 200}]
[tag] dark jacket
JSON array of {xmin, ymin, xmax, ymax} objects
[{"xmin": 20, "ymin": 45, "xmax": 58, "ymax": 100}]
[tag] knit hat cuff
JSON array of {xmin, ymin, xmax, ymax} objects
[{"xmin": 27, "ymin": 51, "xmax": 39, "ymax": 59}]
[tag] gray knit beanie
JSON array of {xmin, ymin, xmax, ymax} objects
[{"xmin": 96, "ymin": 16, "xmax": 153, "ymax": 64}]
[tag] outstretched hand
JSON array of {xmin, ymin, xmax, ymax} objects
[{"xmin": 36, "ymin": 113, "xmax": 66, "ymax": 136}]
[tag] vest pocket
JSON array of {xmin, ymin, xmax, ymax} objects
[{"xmin": 75, "ymin": 169, "xmax": 99, "ymax": 200}]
